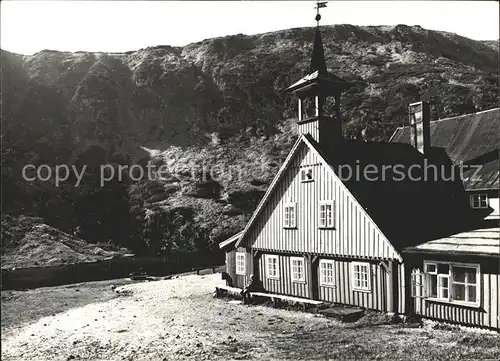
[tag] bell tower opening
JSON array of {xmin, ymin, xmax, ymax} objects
[{"xmin": 298, "ymin": 96, "xmax": 320, "ymax": 121}]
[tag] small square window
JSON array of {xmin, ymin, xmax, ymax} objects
[
  {"xmin": 425, "ymin": 263, "xmax": 437, "ymax": 274},
  {"xmin": 470, "ymin": 194, "xmax": 488, "ymax": 209},
  {"xmin": 301, "ymin": 167, "xmax": 313, "ymax": 182}
]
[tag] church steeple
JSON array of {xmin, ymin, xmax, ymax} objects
[
  {"xmin": 310, "ymin": 27, "xmax": 327, "ymax": 74},
  {"xmin": 286, "ymin": 1, "xmax": 349, "ymax": 150}
]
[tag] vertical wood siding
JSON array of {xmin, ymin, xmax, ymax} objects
[
  {"xmin": 246, "ymin": 143, "xmax": 401, "ymax": 261},
  {"xmin": 412, "ymin": 259, "xmax": 499, "ymax": 330},
  {"xmin": 226, "ymin": 250, "xmax": 236, "ymax": 285},
  {"xmin": 258, "ymin": 253, "xmax": 309, "ymax": 298},
  {"xmin": 298, "ymin": 122, "xmax": 319, "ymax": 143},
  {"xmin": 317, "ymin": 258, "xmax": 390, "ymax": 312}
]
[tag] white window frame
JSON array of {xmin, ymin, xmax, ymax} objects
[
  {"xmin": 351, "ymin": 262, "xmax": 371, "ymax": 292},
  {"xmin": 437, "ymin": 274, "xmax": 450, "ymax": 300},
  {"xmin": 284, "ymin": 202, "xmax": 296, "ymax": 228},
  {"xmin": 470, "ymin": 193, "xmax": 488, "ymax": 209},
  {"xmin": 423, "ymin": 262, "xmax": 438, "ymax": 299},
  {"xmin": 411, "ymin": 270, "xmax": 425, "ymax": 298},
  {"xmin": 266, "ymin": 255, "xmax": 279, "ymax": 279},
  {"xmin": 319, "ymin": 259, "xmax": 335, "ymax": 287},
  {"xmin": 236, "ymin": 252, "xmax": 246, "ymax": 275},
  {"xmin": 319, "ymin": 200, "xmax": 335, "ymax": 228},
  {"xmin": 290, "ymin": 257, "xmax": 306, "ymax": 283},
  {"xmin": 422, "ymin": 260, "xmax": 480, "ymax": 307},
  {"xmin": 301, "ymin": 167, "xmax": 314, "ymax": 182}
]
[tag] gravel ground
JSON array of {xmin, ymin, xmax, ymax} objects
[{"xmin": 2, "ymin": 273, "xmax": 499, "ymax": 361}]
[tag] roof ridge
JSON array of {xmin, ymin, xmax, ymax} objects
[
  {"xmin": 395, "ymin": 107, "xmax": 500, "ymax": 130},
  {"xmin": 432, "ymin": 107, "xmax": 500, "ymax": 124}
]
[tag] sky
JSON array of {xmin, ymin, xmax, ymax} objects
[{"xmin": 1, "ymin": 1, "xmax": 499, "ymax": 55}]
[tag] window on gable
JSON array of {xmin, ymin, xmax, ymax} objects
[
  {"xmin": 470, "ymin": 194, "xmax": 488, "ymax": 209},
  {"xmin": 236, "ymin": 252, "xmax": 246, "ymax": 275},
  {"xmin": 284, "ymin": 202, "xmax": 296, "ymax": 228},
  {"xmin": 290, "ymin": 257, "xmax": 305, "ymax": 282},
  {"xmin": 319, "ymin": 259, "xmax": 335, "ymax": 286},
  {"xmin": 319, "ymin": 201, "xmax": 335, "ymax": 228},
  {"xmin": 301, "ymin": 167, "xmax": 313, "ymax": 182},
  {"xmin": 351, "ymin": 262, "xmax": 371, "ymax": 291},
  {"xmin": 416, "ymin": 261, "xmax": 480, "ymax": 306},
  {"xmin": 266, "ymin": 255, "xmax": 279, "ymax": 279}
]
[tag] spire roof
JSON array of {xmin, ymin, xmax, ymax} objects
[
  {"xmin": 310, "ymin": 27, "xmax": 327, "ymax": 74},
  {"xmin": 285, "ymin": 1, "xmax": 350, "ymax": 95}
]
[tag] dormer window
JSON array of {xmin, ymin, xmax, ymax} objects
[
  {"xmin": 301, "ymin": 167, "xmax": 313, "ymax": 182},
  {"xmin": 470, "ymin": 194, "xmax": 488, "ymax": 209}
]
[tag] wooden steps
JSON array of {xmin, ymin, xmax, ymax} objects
[
  {"xmin": 214, "ymin": 287, "xmax": 324, "ymax": 311},
  {"xmin": 318, "ymin": 306, "xmax": 365, "ymax": 322},
  {"xmin": 248, "ymin": 292, "xmax": 323, "ymax": 311},
  {"xmin": 249, "ymin": 292, "xmax": 323, "ymax": 305},
  {"xmin": 215, "ymin": 285, "xmax": 243, "ymax": 297}
]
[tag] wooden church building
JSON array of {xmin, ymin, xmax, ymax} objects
[{"xmin": 220, "ymin": 13, "xmax": 499, "ymax": 330}]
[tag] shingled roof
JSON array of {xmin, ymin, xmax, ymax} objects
[
  {"xmin": 389, "ymin": 108, "xmax": 500, "ymax": 191},
  {"xmin": 319, "ymin": 139, "xmax": 479, "ymax": 249},
  {"xmin": 404, "ymin": 224, "xmax": 500, "ymax": 258},
  {"xmin": 229, "ymin": 133, "xmax": 484, "ymax": 252}
]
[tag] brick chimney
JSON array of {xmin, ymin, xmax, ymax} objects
[{"xmin": 409, "ymin": 101, "xmax": 431, "ymax": 154}]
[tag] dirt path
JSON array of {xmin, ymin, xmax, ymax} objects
[
  {"xmin": 1, "ymin": 278, "xmax": 137, "ymax": 331},
  {"xmin": 2, "ymin": 274, "xmax": 499, "ymax": 361}
]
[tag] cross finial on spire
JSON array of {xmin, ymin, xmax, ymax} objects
[{"xmin": 315, "ymin": 1, "xmax": 327, "ymax": 27}]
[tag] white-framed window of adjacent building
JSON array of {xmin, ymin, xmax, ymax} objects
[
  {"xmin": 470, "ymin": 193, "xmax": 488, "ymax": 209},
  {"xmin": 420, "ymin": 261, "xmax": 480, "ymax": 307},
  {"xmin": 351, "ymin": 262, "xmax": 371, "ymax": 291},
  {"xmin": 236, "ymin": 252, "xmax": 246, "ymax": 275},
  {"xmin": 290, "ymin": 257, "xmax": 305, "ymax": 283},
  {"xmin": 266, "ymin": 255, "xmax": 279, "ymax": 279},
  {"xmin": 319, "ymin": 200, "xmax": 335, "ymax": 228},
  {"xmin": 319, "ymin": 259, "xmax": 335, "ymax": 286},
  {"xmin": 284, "ymin": 202, "xmax": 296, "ymax": 228},
  {"xmin": 301, "ymin": 167, "xmax": 313, "ymax": 182}
]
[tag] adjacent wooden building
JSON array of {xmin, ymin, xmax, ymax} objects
[
  {"xmin": 390, "ymin": 107, "xmax": 500, "ymax": 221},
  {"xmin": 391, "ymin": 108, "xmax": 500, "ymax": 330},
  {"xmin": 220, "ymin": 21, "xmax": 500, "ymax": 330},
  {"xmin": 406, "ymin": 227, "xmax": 499, "ymax": 329}
]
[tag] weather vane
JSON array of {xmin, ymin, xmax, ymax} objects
[{"xmin": 315, "ymin": 1, "xmax": 327, "ymax": 26}]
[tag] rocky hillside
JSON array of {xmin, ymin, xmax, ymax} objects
[
  {"xmin": 1, "ymin": 214, "xmax": 128, "ymax": 269},
  {"xmin": 2, "ymin": 24, "xmax": 498, "ymax": 255}
]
